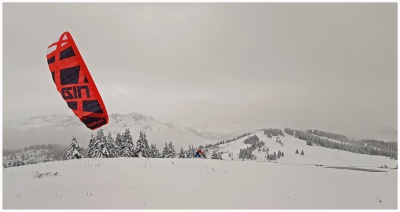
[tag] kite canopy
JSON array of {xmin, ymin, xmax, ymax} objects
[{"xmin": 46, "ymin": 31, "xmax": 108, "ymax": 130}]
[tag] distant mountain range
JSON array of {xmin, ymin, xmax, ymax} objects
[
  {"xmin": 3, "ymin": 113, "xmax": 237, "ymax": 150},
  {"xmin": 3, "ymin": 112, "xmax": 396, "ymax": 150}
]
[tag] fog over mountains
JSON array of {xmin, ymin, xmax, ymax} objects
[
  {"xmin": 3, "ymin": 113, "xmax": 240, "ymax": 150},
  {"xmin": 3, "ymin": 112, "xmax": 397, "ymax": 150}
]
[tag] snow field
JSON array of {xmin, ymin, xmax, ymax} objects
[{"xmin": 3, "ymin": 157, "xmax": 397, "ymax": 209}]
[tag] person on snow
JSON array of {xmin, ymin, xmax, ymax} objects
[{"xmin": 194, "ymin": 147, "xmax": 205, "ymax": 158}]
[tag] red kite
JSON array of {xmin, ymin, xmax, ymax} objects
[{"xmin": 46, "ymin": 31, "xmax": 108, "ymax": 130}]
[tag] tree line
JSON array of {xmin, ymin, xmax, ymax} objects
[
  {"xmin": 205, "ymin": 132, "xmax": 252, "ymax": 148},
  {"xmin": 69, "ymin": 129, "xmax": 177, "ymax": 159},
  {"xmin": 263, "ymin": 128, "xmax": 284, "ymax": 138},
  {"xmin": 285, "ymin": 128, "xmax": 397, "ymax": 159}
]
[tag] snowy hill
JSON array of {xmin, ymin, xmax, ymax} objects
[
  {"xmin": 210, "ymin": 130, "xmax": 398, "ymax": 168},
  {"xmin": 3, "ymin": 156, "xmax": 397, "ymax": 209},
  {"xmin": 3, "ymin": 113, "xmax": 225, "ymax": 150}
]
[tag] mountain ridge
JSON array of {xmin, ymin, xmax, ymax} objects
[{"xmin": 3, "ymin": 113, "xmax": 231, "ymax": 150}]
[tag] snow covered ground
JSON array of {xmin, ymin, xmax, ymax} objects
[{"xmin": 3, "ymin": 155, "xmax": 397, "ymax": 209}]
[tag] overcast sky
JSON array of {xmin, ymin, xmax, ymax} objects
[{"xmin": 3, "ymin": 3, "xmax": 397, "ymax": 138}]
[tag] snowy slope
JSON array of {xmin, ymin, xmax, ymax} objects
[
  {"xmin": 214, "ymin": 131, "xmax": 398, "ymax": 168},
  {"xmin": 3, "ymin": 113, "xmax": 223, "ymax": 149},
  {"xmin": 3, "ymin": 157, "xmax": 397, "ymax": 209}
]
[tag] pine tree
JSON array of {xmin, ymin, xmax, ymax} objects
[
  {"xmin": 88, "ymin": 134, "xmax": 96, "ymax": 157},
  {"xmin": 281, "ymin": 151, "xmax": 284, "ymax": 157},
  {"xmin": 179, "ymin": 147, "xmax": 185, "ymax": 158},
  {"xmin": 88, "ymin": 129, "xmax": 109, "ymax": 158},
  {"xmin": 153, "ymin": 144, "xmax": 161, "ymax": 158},
  {"xmin": 187, "ymin": 145, "xmax": 195, "ymax": 158},
  {"xmin": 211, "ymin": 151, "xmax": 218, "ymax": 159},
  {"xmin": 167, "ymin": 142, "xmax": 176, "ymax": 158},
  {"xmin": 136, "ymin": 131, "xmax": 151, "ymax": 158},
  {"xmin": 148, "ymin": 143, "xmax": 158, "ymax": 158},
  {"xmin": 186, "ymin": 145, "xmax": 191, "ymax": 158},
  {"xmin": 301, "ymin": 150, "xmax": 304, "ymax": 155},
  {"xmin": 296, "ymin": 149, "xmax": 299, "ymax": 154},
  {"xmin": 66, "ymin": 136, "xmax": 83, "ymax": 160},
  {"xmin": 162, "ymin": 143, "xmax": 169, "ymax": 158},
  {"xmin": 119, "ymin": 129, "xmax": 136, "ymax": 157},
  {"xmin": 115, "ymin": 132, "xmax": 123, "ymax": 156},
  {"xmin": 105, "ymin": 132, "xmax": 118, "ymax": 158}
]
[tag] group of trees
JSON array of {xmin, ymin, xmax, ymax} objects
[
  {"xmin": 285, "ymin": 128, "xmax": 397, "ymax": 159},
  {"xmin": 179, "ymin": 145, "xmax": 208, "ymax": 158},
  {"xmin": 73, "ymin": 129, "xmax": 219, "ymax": 160},
  {"xmin": 243, "ymin": 135, "xmax": 260, "ymax": 145},
  {"xmin": 295, "ymin": 149, "xmax": 305, "ymax": 155},
  {"xmin": 263, "ymin": 128, "xmax": 284, "ymax": 138},
  {"xmin": 211, "ymin": 151, "xmax": 222, "ymax": 160},
  {"xmin": 266, "ymin": 150, "xmax": 285, "ymax": 160},
  {"xmin": 239, "ymin": 147, "xmax": 255, "ymax": 160},
  {"xmin": 162, "ymin": 142, "xmax": 176, "ymax": 158},
  {"xmin": 239, "ymin": 135, "xmax": 266, "ymax": 160},
  {"xmin": 5, "ymin": 127, "xmax": 212, "ymax": 168},
  {"xmin": 307, "ymin": 129, "xmax": 349, "ymax": 142},
  {"xmin": 3, "ymin": 144, "xmax": 69, "ymax": 168},
  {"xmin": 206, "ymin": 132, "xmax": 252, "ymax": 149},
  {"xmin": 69, "ymin": 129, "xmax": 176, "ymax": 159}
]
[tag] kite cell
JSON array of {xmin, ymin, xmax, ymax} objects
[{"xmin": 46, "ymin": 31, "xmax": 108, "ymax": 130}]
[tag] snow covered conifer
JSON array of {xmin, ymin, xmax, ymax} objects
[
  {"xmin": 88, "ymin": 134, "xmax": 95, "ymax": 157},
  {"xmin": 179, "ymin": 147, "xmax": 185, "ymax": 158},
  {"xmin": 187, "ymin": 145, "xmax": 194, "ymax": 158},
  {"xmin": 162, "ymin": 143, "xmax": 169, "ymax": 158},
  {"xmin": 167, "ymin": 142, "xmax": 176, "ymax": 158},
  {"xmin": 120, "ymin": 129, "xmax": 136, "ymax": 157},
  {"xmin": 87, "ymin": 129, "xmax": 108, "ymax": 158},
  {"xmin": 67, "ymin": 136, "xmax": 83, "ymax": 160},
  {"xmin": 211, "ymin": 151, "xmax": 218, "ymax": 159},
  {"xmin": 114, "ymin": 132, "xmax": 123, "ymax": 156},
  {"xmin": 148, "ymin": 144, "xmax": 156, "ymax": 158},
  {"xmin": 136, "ymin": 131, "xmax": 151, "ymax": 157},
  {"xmin": 296, "ymin": 149, "xmax": 299, "ymax": 154},
  {"xmin": 152, "ymin": 144, "xmax": 161, "ymax": 158},
  {"xmin": 301, "ymin": 150, "xmax": 304, "ymax": 155},
  {"xmin": 105, "ymin": 132, "xmax": 118, "ymax": 158}
]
